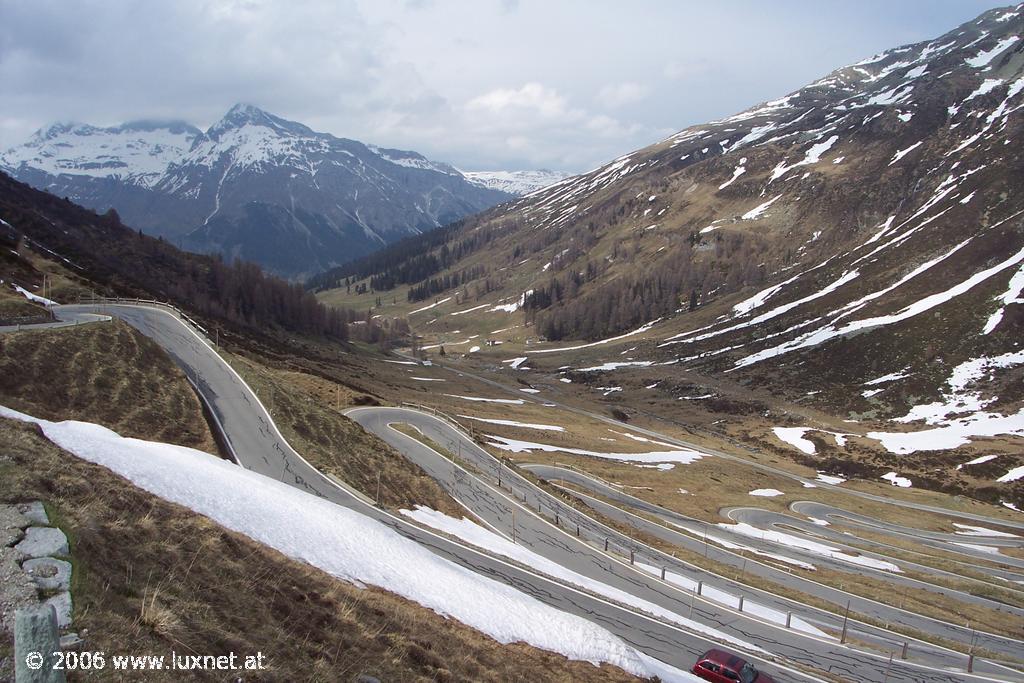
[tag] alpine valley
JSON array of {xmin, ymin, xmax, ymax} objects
[
  {"xmin": 0, "ymin": 104, "xmax": 531, "ymax": 279},
  {"xmin": 319, "ymin": 4, "xmax": 1024, "ymax": 505}
]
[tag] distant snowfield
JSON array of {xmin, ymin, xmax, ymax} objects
[
  {"xmin": 484, "ymin": 434, "xmax": 706, "ymax": 467},
  {"xmin": 749, "ymin": 489, "xmax": 784, "ymax": 497},
  {"xmin": 0, "ymin": 405, "xmax": 695, "ymax": 682}
]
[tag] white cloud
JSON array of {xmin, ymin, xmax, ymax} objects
[
  {"xmin": 0, "ymin": 0, "xmax": 1000, "ymax": 173},
  {"xmin": 598, "ymin": 82, "xmax": 650, "ymax": 107},
  {"xmin": 467, "ymin": 83, "xmax": 577, "ymax": 120}
]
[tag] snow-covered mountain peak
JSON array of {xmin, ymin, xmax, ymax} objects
[
  {"xmin": 368, "ymin": 145, "xmax": 462, "ymax": 176},
  {"xmin": 463, "ymin": 169, "xmax": 573, "ymax": 196},
  {"xmin": 1, "ymin": 120, "xmax": 200, "ymax": 187},
  {"xmin": 206, "ymin": 103, "xmax": 315, "ymax": 141}
]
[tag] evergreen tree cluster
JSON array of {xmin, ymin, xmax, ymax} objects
[{"xmin": 0, "ymin": 172, "xmax": 381, "ymax": 342}]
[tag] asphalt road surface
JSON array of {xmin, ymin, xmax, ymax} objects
[
  {"xmin": 349, "ymin": 407, "xmax": 1023, "ymax": 680},
  {"xmin": 524, "ymin": 464, "xmax": 1024, "ymax": 661}
]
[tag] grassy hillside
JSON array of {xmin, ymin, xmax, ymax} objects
[
  {"xmin": 0, "ymin": 320, "xmax": 218, "ymax": 453},
  {"xmin": 1, "ymin": 419, "xmax": 644, "ymax": 683}
]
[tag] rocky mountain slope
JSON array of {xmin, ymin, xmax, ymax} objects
[
  {"xmin": 324, "ymin": 4, "xmax": 1024, "ymax": 503},
  {"xmin": 1, "ymin": 105, "xmax": 512, "ymax": 279}
]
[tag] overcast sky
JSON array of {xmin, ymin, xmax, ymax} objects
[{"xmin": 0, "ymin": 0, "xmax": 1009, "ymax": 172}]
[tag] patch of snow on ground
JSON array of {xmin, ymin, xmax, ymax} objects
[
  {"xmin": 965, "ymin": 78, "xmax": 1004, "ymax": 102},
  {"xmin": 468, "ymin": 345, "xmax": 481, "ymax": 353},
  {"xmin": 881, "ymin": 472, "xmax": 912, "ymax": 488},
  {"xmin": 956, "ymin": 454, "xmax": 999, "ymax": 470},
  {"xmin": 889, "ymin": 141, "xmax": 923, "ymax": 166},
  {"xmin": 13, "ymin": 284, "xmax": 56, "ymax": 306},
  {"xmin": 0, "ymin": 406, "xmax": 689, "ymax": 681},
  {"xmin": 718, "ymin": 158, "xmax": 747, "ymax": 190},
  {"xmin": 732, "ymin": 272, "xmax": 801, "ymax": 315},
  {"xmin": 443, "ymin": 394, "xmax": 525, "ymax": 405},
  {"xmin": 952, "ymin": 523, "xmax": 1018, "ymax": 538},
  {"xmin": 409, "ymin": 297, "xmax": 452, "ymax": 315},
  {"xmin": 867, "ymin": 351, "xmax": 1024, "ymax": 453},
  {"xmin": 748, "ymin": 489, "xmax": 784, "ymax": 497},
  {"xmin": 772, "ymin": 427, "xmax": 817, "ymax": 454},
  {"xmin": 411, "ymin": 377, "xmax": 446, "ymax": 382},
  {"xmin": 458, "ymin": 416, "xmax": 564, "ymax": 432},
  {"xmin": 965, "ymin": 36, "xmax": 1020, "ymax": 68},
  {"xmin": 983, "ymin": 264, "xmax": 1024, "ymax": 334},
  {"xmin": 576, "ymin": 361, "xmax": 654, "ymax": 372},
  {"xmin": 741, "ymin": 194, "xmax": 783, "ymax": 220},
  {"xmin": 526, "ymin": 319, "xmax": 660, "ymax": 355},
  {"xmin": 485, "ymin": 435, "xmax": 706, "ymax": 467},
  {"xmin": 736, "ymin": 242, "xmax": 1024, "ymax": 370},
  {"xmin": 864, "ymin": 370, "xmax": 909, "ymax": 386},
  {"xmin": 450, "ymin": 303, "xmax": 491, "ymax": 317},
  {"xmin": 768, "ymin": 135, "xmax": 838, "ymax": 182},
  {"xmin": 772, "ymin": 428, "xmax": 850, "ymax": 454},
  {"xmin": 815, "ymin": 473, "xmax": 846, "ymax": 485},
  {"xmin": 998, "ymin": 465, "xmax": 1024, "ymax": 483},
  {"xmin": 718, "ymin": 522, "xmax": 903, "ymax": 573}
]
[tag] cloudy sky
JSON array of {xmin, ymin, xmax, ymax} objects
[{"xmin": 0, "ymin": 0, "xmax": 1008, "ymax": 172}]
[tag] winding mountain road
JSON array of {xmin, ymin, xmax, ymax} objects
[{"xmin": 14, "ymin": 303, "xmax": 1021, "ymax": 682}]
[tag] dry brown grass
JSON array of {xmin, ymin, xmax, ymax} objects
[
  {"xmin": 0, "ymin": 289, "xmax": 48, "ymax": 320},
  {"xmin": 0, "ymin": 319, "xmax": 218, "ymax": 453},
  {"xmin": 224, "ymin": 352, "xmax": 466, "ymax": 518},
  {"xmin": 1, "ymin": 419, "xmax": 646, "ymax": 683}
]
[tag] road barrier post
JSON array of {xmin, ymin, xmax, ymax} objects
[
  {"xmin": 696, "ymin": 581, "xmax": 703, "ymax": 596},
  {"xmin": 576, "ymin": 524, "xmax": 580, "ymax": 537},
  {"xmin": 785, "ymin": 612, "xmax": 792, "ymax": 628},
  {"xmin": 604, "ymin": 538, "xmax": 609, "ymax": 552},
  {"xmin": 967, "ymin": 654, "xmax": 974, "ymax": 673},
  {"xmin": 900, "ymin": 642, "xmax": 908, "ymax": 660},
  {"xmin": 660, "ymin": 567, "xmax": 666, "ymax": 580},
  {"xmin": 738, "ymin": 596, "xmax": 744, "ymax": 612},
  {"xmin": 629, "ymin": 550, "xmax": 634, "ymax": 564}
]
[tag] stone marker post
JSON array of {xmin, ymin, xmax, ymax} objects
[{"xmin": 15, "ymin": 604, "xmax": 65, "ymax": 682}]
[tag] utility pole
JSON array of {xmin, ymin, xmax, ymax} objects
[{"xmin": 840, "ymin": 600, "xmax": 851, "ymax": 644}]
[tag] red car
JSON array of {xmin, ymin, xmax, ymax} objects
[{"xmin": 692, "ymin": 649, "xmax": 776, "ymax": 683}]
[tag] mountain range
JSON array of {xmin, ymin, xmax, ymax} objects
[
  {"xmin": 0, "ymin": 105, "xmax": 567, "ymax": 279},
  {"xmin": 325, "ymin": 4, "xmax": 1024, "ymax": 502}
]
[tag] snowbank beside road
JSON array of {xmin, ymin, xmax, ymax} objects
[{"xmin": 0, "ymin": 405, "xmax": 695, "ymax": 681}]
